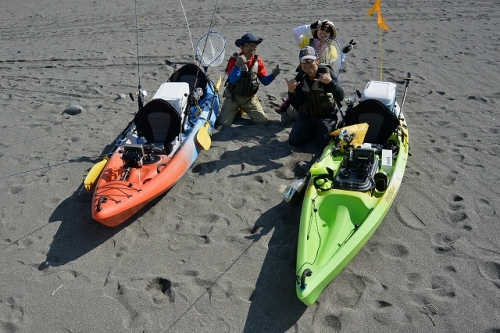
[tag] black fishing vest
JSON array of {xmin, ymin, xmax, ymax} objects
[
  {"xmin": 226, "ymin": 53, "xmax": 260, "ymax": 97},
  {"xmin": 299, "ymin": 67, "xmax": 337, "ymax": 117}
]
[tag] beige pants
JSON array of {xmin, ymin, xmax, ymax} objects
[{"xmin": 217, "ymin": 89, "xmax": 267, "ymax": 126}]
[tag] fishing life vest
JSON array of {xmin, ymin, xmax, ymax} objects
[
  {"xmin": 299, "ymin": 67, "xmax": 337, "ymax": 117},
  {"xmin": 226, "ymin": 53, "xmax": 260, "ymax": 97}
]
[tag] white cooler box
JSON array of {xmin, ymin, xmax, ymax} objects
[
  {"xmin": 360, "ymin": 81, "xmax": 398, "ymax": 117},
  {"xmin": 152, "ymin": 82, "xmax": 190, "ymax": 115}
]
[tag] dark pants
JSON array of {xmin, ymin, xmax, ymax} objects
[{"xmin": 289, "ymin": 112, "xmax": 338, "ymax": 151}]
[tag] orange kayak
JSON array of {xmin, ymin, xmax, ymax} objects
[{"xmin": 90, "ymin": 64, "xmax": 220, "ymax": 226}]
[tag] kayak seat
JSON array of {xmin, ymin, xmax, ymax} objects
[
  {"xmin": 344, "ymin": 99, "xmax": 399, "ymax": 144},
  {"xmin": 169, "ymin": 63, "xmax": 209, "ymax": 97},
  {"xmin": 134, "ymin": 99, "xmax": 182, "ymax": 155}
]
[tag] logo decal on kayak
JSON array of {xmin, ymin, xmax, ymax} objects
[{"xmin": 385, "ymin": 185, "xmax": 396, "ymax": 203}]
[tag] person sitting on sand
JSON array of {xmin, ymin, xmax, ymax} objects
[
  {"xmin": 285, "ymin": 46, "xmax": 344, "ymax": 151},
  {"xmin": 217, "ymin": 33, "xmax": 281, "ymax": 127}
]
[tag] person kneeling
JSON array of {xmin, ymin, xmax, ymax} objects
[{"xmin": 285, "ymin": 46, "xmax": 344, "ymax": 151}]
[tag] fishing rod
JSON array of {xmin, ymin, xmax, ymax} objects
[
  {"xmin": 399, "ymin": 72, "xmax": 412, "ymax": 117},
  {"xmin": 133, "ymin": 0, "xmax": 146, "ymax": 111},
  {"xmin": 111, "ymin": 0, "xmax": 144, "ymax": 152}
]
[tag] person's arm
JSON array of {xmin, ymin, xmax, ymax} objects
[
  {"xmin": 326, "ymin": 68, "xmax": 344, "ymax": 103},
  {"xmin": 227, "ymin": 57, "xmax": 242, "ymax": 83},
  {"xmin": 292, "ymin": 24, "xmax": 311, "ymax": 45},
  {"xmin": 256, "ymin": 57, "xmax": 276, "ymax": 86},
  {"xmin": 287, "ymin": 74, "xmax": 305, "ymax": 109}
]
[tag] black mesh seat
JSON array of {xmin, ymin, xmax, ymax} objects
[
  {"xmin": 343, "ymin": 99, "xmax": 399, "ymax": 144},
  {"xmin": 134, "ymin": 99, "xmax": 182, "ymax": 154},
  {"xmin": 168, "ymin": 64, "xmax": 209, "ymax": 96}
]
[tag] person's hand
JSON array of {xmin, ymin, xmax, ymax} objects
[
  {"xmin": 314, "ymin": 71, "xmax": 332, "ymax": 84},
  {"xmin": 272, "ymin": 65, "xmax": 280, "ymax": 78},
  {"xmin": 235, "ymin": 55, "xmax": 247, "ymax": 67},
  {"xmin": 342, "ymin": 39, "xmax": 358, "ymax": 54},
  {"xmin": 310, "ymin": 20, "xmax": 321, "ymax": 30},
  {"xmin": 285, "ymin": 78, "xmax": 300, "ymax": 93}
]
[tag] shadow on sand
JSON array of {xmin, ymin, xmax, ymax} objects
[
  {"xmin": 39, "ymin": 185, "xmax": 129, "ymax": 270},
  {"xmin": 242, "ymin": 200, "xmax": 308, "ymax": 332},
  {"xmin": 39, "ymin": 145, "xmax": 168, "ymax": 270}
]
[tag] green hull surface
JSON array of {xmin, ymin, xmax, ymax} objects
[{"xmin": 296, "ymin": 109, "xmax": 409, "ymax": 306}]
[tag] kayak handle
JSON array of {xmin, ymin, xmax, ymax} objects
[{"xmin": 299, "ymin": 269, "xmax": 312, "ymax": 290}]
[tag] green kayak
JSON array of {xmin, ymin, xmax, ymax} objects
[{"xmin": 293, "ymin": 75, "xmax": 411, "ymax": 306}]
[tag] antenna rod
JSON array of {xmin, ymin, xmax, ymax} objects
[{"xmin": 134, "ymin": 0, "xmax": 143, "ymax": 110}]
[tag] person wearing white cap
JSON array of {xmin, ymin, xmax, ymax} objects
[
  {"xmin": 217, "ymin": 33, "xmax": 280, "ymax": 127},
  {"xmin": 285, "ymin": 46, "xmax": 344, "ymax": 151}
]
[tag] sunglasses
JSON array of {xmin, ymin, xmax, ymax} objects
[
  {"xmin": 300, "ymin": 59, "xmax": 316, "ymax": 64},
  {"xmin": 319, "ymin": 27, "xmax": 332, "ymax": 33}
]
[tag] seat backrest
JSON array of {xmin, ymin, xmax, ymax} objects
[
  {"xmin": 169, "ymin": 64, "xmax": 208, "ymax": 95},
  {"xmin": 134, "ymin": 99, "xmax": 182, "ymax": 149},
  {"xmin": 343, "ymin": 99, "xmax": 399, "ymax": 144}
]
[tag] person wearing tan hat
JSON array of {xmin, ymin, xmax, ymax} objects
[
  {"xmin": 278, "ymin": 20, "xmax": 355, "ymax": 115},
  {"xmin": 284, "ymin": 46, "xmax": 344, "ymax": 151},
  {"xmin": 217, "ymin": 33, "xmax": 280, "ymax": 127},
  {"xmin": 293, "ymin": 19, "xmax": 356, "ymax": 65}
]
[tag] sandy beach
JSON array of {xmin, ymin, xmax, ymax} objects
[{"xmin": 1, "ymin": 0, "xmax": 500, "ymax": 332}]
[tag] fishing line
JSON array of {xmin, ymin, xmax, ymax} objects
[
  {"xmin": 179, "ymin": 0, "xmax": 196, "ymax": 61},
  {"xmin": 179, "ymin": 0, "xmax": 222, "ymax": 66}
]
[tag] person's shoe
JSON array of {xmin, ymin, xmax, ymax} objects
[{"xmin": 277, "ymin": 98, "xmax": 290, "ymax": 113}]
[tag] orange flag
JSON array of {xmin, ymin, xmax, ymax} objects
[{"xmin": 367, "ymin": 0, "xmax": 390, "ymax": 31}]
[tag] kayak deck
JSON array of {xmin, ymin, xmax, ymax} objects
[{"xmin": 296, "ymin": 103, "xmax": 409, "ymax": 306}]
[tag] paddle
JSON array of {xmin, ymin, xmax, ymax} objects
[
  {"xmin": 283, "ymin": 174, "xmax": 310, "ymax": 207},
  {"xmin": 196, "ymin": 75, "xmax": 222, "ymax": 150},
  {"xmin": 193, "ymin": 31, "xmax": 226, "ymax": 150},
  {"xmin": 83, "ymin": 116, "xmax": 138, "ymax": 192},
  {"xmin": 83, "ymin": 156, "xmax": 108, "ymax": 191}
]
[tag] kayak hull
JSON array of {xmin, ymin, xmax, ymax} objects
[{"xmin": 296, "ymin": 108, "xmax": 409, "ymax": 306}]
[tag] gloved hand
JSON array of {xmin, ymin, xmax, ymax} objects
[
  {"xmin": 310, "ymin": 20, "xmax": 321, "ymax": 30},
  {"xmin": 235, "ymin": 55, "xmax": 247, "ymax": 68},
  {"xmin": 272, "ymin": 65, "xmax": 280, "ymax": 78},
  {"xmin": 342, "ymin": 39, "xmax": 358, "ymax": 54}
]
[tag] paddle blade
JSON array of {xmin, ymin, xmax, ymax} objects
[
  {"xmin": 283, "ymin": 176, "xmax": 308, "ymax": 207},
  {"xmin": 83, "ymin": 156, "xmax": 109, "ymax": 192},
  {"xmin": 215, "ymin": 75, "xmax": 222, "ymax": 93},
  {"xmin": 196, "ymin": 122, "xmax": 212, "ymax": 150}
]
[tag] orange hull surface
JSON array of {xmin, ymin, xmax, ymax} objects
[{"xmin": 91, "ymin": 142, "xmax": 197, "ymax": 227}]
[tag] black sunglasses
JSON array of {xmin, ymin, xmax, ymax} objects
[{"xmin": 300, "ymin": 59, "xmax": 315, "ymax": 64}]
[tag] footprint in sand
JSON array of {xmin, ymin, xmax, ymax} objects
[
  {"xmin": 430, "ymin": 230, "xmax": 474, "ymax": 259},
  {"xmin": 323, "ymin": 314, "xmax": 341, "ymax": 332},
  {"xmin": 447, "ymin": 195, "xmax": 471, "ymax": 229},
  {"xmin": 0, "ymin": 296, "xmax": 25, "ymax": 330},
  {"xmin": 475, "ymin": 198, "xmax": 496, "ymax": 218},
  {"xmin": 429, "ymin": 275, "xmax": 457, "ymax": 299},
  {"xmin": 371, "ymin": 299, "xmax": 411, "ymax": 325},
  {"xmin": 478, "ymin": 261, "xmax": 500, "ymax": 289},
  {"xmin": 146, "ymin": 277, "xmax": 175, "ymax": 304},
  {"xmin": 395, "ymin": 204, "xmax": 427, "ymax": 230}
]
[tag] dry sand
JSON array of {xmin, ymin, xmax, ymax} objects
[{"xmin": 1, "ymin": 0, "xmax": 500, "ymax": 332}]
